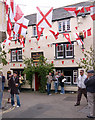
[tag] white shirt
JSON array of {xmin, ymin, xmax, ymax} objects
[{"xmin": 77, "ymin": 74, "xmax": 87, "ymax": 88}]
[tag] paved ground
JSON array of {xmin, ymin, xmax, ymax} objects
[{"xmin": 1, "ymin": 91, "xmax": 90, "ymax": 119}]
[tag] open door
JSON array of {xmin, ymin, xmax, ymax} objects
[{"xmin": 35, "ymin": 73, "xmax": 40, "ymax": 91}]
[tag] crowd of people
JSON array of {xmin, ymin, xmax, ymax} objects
[
  {"xmin": 46, "ymin": 72, "xmax": 66, "ymax": 95},
  {"xmin": 46, "ymin": 70, "xmax": 95, "ymax": 118},
  {"xmin": 0, "ymin": 69, "xmax": 95, "ymax": 118}
]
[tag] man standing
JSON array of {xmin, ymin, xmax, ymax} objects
[
  {"xmin": 46, "ymin": 72, "xmax": 53, "ymax": 95},
  {"xmin": 53, "ymin": 72, "xmax": 59, "ymax": 94},
  {"xmin": 84, "ymin": 70, "xmax": 95, "ymax": 118},
  {"xmin": 58, "ymin": 73, "xmax": 66, "ymax": 94},
  {"xmin": 1, "ymin": 73, "xmax": 5, "ymax": 91},
  {"xmin": 9, "ymin": 72, "xmax": 21, "ymax": 107},
  {"xmin": 75, "ymin": 70, "xmax": 87, "ymax": 106}
]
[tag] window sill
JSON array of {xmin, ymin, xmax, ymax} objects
[
  {"xmin": 59, "ymin": 31, "xmax": 71, "ymax": 34},
  {"xmin": 54, "ymin": 57, "xmax": 74, "ymax": 60}
]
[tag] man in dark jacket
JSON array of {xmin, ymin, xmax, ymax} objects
[
  {"xmin": 1, "ymin": 73, "xmax": 5, "ymax": 91},
  {"xmin": 58, "ymin": 73, "xmax": 66, "ymax": 94},
  {"xmin": 84, "ymin": 70, "xmax": 95, "ymax": 118},
  {"xmin": 9, "ymin": 72, "xmax": 21, "ymax": 107}
]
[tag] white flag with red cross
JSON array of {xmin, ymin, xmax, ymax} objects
[
  {"xmin": 36, "ymin": 6, "xmax": 53, "ymax": 28},
  {"xmin": 13, "ymin": 17, "xmax": 29, "ymax": 37}
]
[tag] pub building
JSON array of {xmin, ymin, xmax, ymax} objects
[{"xmin": 0, "ymin": 1, "xmax": 94, "ymax": 91}]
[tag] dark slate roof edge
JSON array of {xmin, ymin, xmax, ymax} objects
[{"xmin": 25, "ymin": 1, "xmax": 93, "ymax": 26}]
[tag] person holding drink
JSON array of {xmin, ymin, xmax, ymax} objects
[{"xmin": 8, "ymin": 71, "xmax": 21, "ymax": 107}]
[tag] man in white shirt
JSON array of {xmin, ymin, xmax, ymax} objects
[{"xmin": 74, "ymin": 70, "xmax": 87, "ymax": 106}]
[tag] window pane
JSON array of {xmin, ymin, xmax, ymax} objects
[
  {"xmin": 65, "ymin": 44, "xmax": 74, "ymax": 58},
  {"xmin": 67, "ymin": 20, "xmax": 70, "ymax": 31},
  {"xmin": 17, "ymin": 50, "xmax": 22, "ymax": 61},
  {"xmin": 67, "ymin": 51, "xmax": 73, "ymax": 56},
  {"xmin": 63, "ymin": 21, "xmax": 65, "ymax": 31},
  {"xmin": 58, "ymin": 52, "xmax": 64, "ymax": 57},
  {"xmin": 33, "ymin": 26, "xmax": 37, "ymax": 36},
  {"xmin": 58, "ymin": 22, "xmax": 61, "ymax": 32}
]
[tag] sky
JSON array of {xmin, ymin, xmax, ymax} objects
[{"xmin": 15, "ymin": 0, "xmax": 90, "ymax": 15}]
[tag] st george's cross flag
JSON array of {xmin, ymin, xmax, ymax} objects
[{"xmin": 13, "ymin": 17, "xmax": 29, "ymax": 37}]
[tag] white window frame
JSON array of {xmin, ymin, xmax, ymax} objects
[
  {"xmin": 58, "ymin": 19, "xmax": 70, "ymax": 32},
  {"xmin": 65, "ymin": 44, "xmax": 74, "ymax": 58},
  {"xmin": 33, "ymin": 26, "xmax": 37, "ymax": 36},
  {"xmin": 64, "ymin": 76, "xmax": 72, "ymax": 84},
  {"xmin": 56, "ymin": 44, "xmax": 64, "ymax": 59},
  {"xmin": 12, "ymin": 50, "xmax": 16, "ymax": 62},
  {"xmin": 73, "ymin": 70, "xmax": 78, "ymax": 84},
  {"xmin": 17, "ymin": 49, "xmax": 22, "ymax": 62}
]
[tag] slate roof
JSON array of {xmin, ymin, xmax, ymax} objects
[{"xmin": 25, "ymin": 1, "xmax": 93, "ymax": 26}]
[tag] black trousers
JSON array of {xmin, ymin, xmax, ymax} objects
[{"xmin": 76, "ymin": 87, "xmax": 87, "ymax": 104}]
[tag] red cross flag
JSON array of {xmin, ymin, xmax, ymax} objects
[
  {"xmin": 36, "ymin": 6, "xmax": 53, "ymax": 28},
  {"xmin": 7, "ymin": 15, "xmax": 12, "ymax": 37},
  {"xmin": 13, "ymin": 17, "xmax": 29, "ymax": 37},
  {"xmin": 90, "ymin": 6, "xmax": 95, "ymax": 21},
  {"xmin": 63, "ymin": 33, "xmax": 71, "ymax": 44}
]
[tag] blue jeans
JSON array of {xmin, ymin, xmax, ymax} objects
[
  {"xmin": 0, "ymin": 91, "xmax": 3, "ymax": 109},
  {"xmin": 2, "ymin": 82, "xmax": 4, "ymax": 91},
  {"xmin": 47, "ymin": 83, "xmax": 51, "ymax": 95},
  {"xmin": 54, "ymin": 82, "xmax": 58, "ymax": 93},
  {"xmin": 11, "ymin": 94, "xmax": 20, "ymax": 106},
  {"xmin": 60, "ymin": 86, "xmax": 65, "ymax": 94}
]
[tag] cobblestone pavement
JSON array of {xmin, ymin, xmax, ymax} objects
[{"xmin": 1, "ymin": 91, "xmax": 90, "ymax": 118}]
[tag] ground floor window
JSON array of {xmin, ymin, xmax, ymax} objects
[{"xmin": 56, "ymin": 68, "xmax": 78, "ymax": 85}]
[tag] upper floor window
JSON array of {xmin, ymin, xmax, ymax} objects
[
  {"xmin": 58, "ymin": 19, "xmax": 70, "ymax": 32},
  {"xmin": 55, "ymin": 43, "xmax": 74, "ymax": 59},
  {"xmin": 11, "ymin": 48, "xmax": 22, "ymax": 62},
  {"xmin": 33, "ymin": 26, "xmax": 37, "ymax": 36},
  {"xmin": 33, "ymin": 26, "xmax": 43, "ymax": 37}
]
